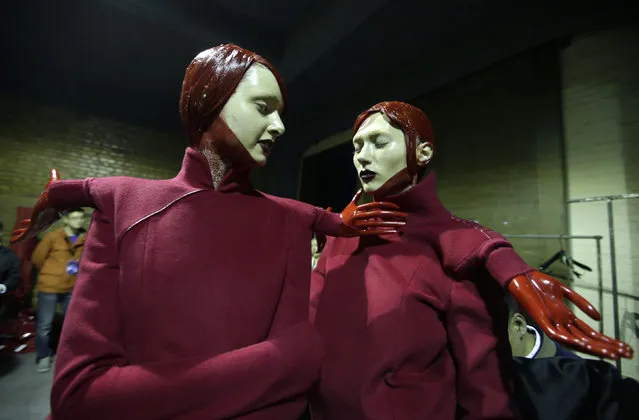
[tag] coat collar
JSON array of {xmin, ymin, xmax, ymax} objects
[
  {"xmin": 175, "ymin": 147, "xmax": 254, "ymax": 194},
  {"xmin": 377, "ymin": 171, "xmax": 449, "ymax": 219}
]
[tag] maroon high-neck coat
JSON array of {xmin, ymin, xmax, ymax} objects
[
  {"xmin": 48, "ymin": 147, "xmax": 341, "ymax": 420},
  {"xmin": 309, "ymin": 172, "xmax": 533, "ymax": 420}
]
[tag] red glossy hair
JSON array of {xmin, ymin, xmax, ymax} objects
[
  {"xmin": 179, "ymin": 44, "xmax": 287, "ymax": 147},
  {"xmin": 353, "ymin": 101, "xmax": 434, "ymax": 176}
]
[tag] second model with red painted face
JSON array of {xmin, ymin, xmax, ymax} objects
[{"xmin": 309, "ymin": 101, "xmax": 632, "ymax": 420}]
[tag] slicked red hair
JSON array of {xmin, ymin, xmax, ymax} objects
[
  {"xmin": 353, "ymin": 101, "xmax": 434, "ymax": 176},
  {"xmin": 179, "ymin": 44, "xmax": 287, "ymax": 147}
]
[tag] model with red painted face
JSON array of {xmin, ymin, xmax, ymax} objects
[
  {"xmin": 13, "ymin": 45, "xmax": 405, "ymax": 420},
  {"xmin": 308, "ymin": 101, "xmax": 633, "ymax": 420}
]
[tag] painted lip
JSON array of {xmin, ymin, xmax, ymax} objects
[
  {"xmin": 257, "ymin": 138, "xmax": 275, "ymax": 156},
  {"xmin": 359, "ymin": 169, "xmax": 377, "ymax": 183}
]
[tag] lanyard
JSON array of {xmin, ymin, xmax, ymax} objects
[{"xmin": 63, "ymin": 235, "xmax": 81, "ymax": 257}]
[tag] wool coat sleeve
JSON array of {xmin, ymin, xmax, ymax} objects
[
  {"xmin": 31, "ymin": 233, "xmax": 53, "ymax": 269},
  {"xmin": 451, "ymin": 230, "xmax": 534, "ymax": 289}
]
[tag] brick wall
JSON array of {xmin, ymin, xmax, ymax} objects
[
  {"xmin": 411, "ymin": 45, "xmax": 567, "ymax": 265},
  {"xmin": 560, "ymin": 26, "xmax": 639, "ymax": 378},
  {"xmin": 0, "ymin": 94, "xmax": 185, "ymax": 243}
]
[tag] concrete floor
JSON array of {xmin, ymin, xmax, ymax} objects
[{"xmin": 0, "ymin": 352, "xmax": 52, "ymax": 420}]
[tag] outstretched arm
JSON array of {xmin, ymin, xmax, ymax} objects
[
  {"xmin": 315, "ymin": 190, "xmax": 407, "ymax": 237},
  {"xmin": 508, "ymin": 270, "xmax": 633, "ymax": 359},
  {"xmin": 270, "ymin": 190, "xmax": 406, "ymax": 239},
  {"xmin": 11, "ymin": 169, "xmax": 96, "ymax": 243}
]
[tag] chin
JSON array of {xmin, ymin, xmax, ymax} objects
[
  {"xmin": 361, "ymin": 183, "xmax": 378, "ymax": 194},
  {"xmin": 252, "ymin": 153, "xmax": 268, "ymax": 167}
]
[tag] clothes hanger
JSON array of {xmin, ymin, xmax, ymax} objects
[{"xmin": 538, "ymin": 237, "xmax": 592, "ymax": 279}]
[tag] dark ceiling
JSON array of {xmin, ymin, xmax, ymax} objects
[{"xmin": 1, "ymin": 0, "xmax": 637, "ymax": 194}]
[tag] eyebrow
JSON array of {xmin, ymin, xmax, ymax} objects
[
  {"xmin": 252, "ymin": 94, "xmax": 284, "ymax": 111},
  {"xmin": 352, "ymin": 129, "xmax": 386, "ymax": 142},
  {"xmin": 252, "ymin": 93, "xmax": 280, "ymax": 100}
]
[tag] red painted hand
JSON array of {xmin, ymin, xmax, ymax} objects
[
  {"xmin": 10, "ymin": 169, "xmax": 61, "ymax": 244},
  {"xmin": 508, "ymin": 270, "xmax": 633, "ymax": 360},
  {"xmin": 334, "ymin": 189, "xmax": 407, "ymax": 237}
]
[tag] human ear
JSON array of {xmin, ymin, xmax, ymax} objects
[
  {"xmin": 512, "ymin": 313, "xmax": 528, "ymax": 337},
  {"xmin": 416, "ymin": 141, "xmax": 434, "ymax": 166}
]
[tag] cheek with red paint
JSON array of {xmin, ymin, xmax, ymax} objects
[
  {"xmin": 203, "ymin": 118, "xmax": 255, "ymax": 168},
  {"xmin": 219, "ymin": 102, "xmax": 266, "ymax": 163},
  {"xmin": 215, "ymin": 64, "xmax": 285, "ymax": 167},
  {"xmin": 372, "ymin": 169, "xmax": 413, "ymax": 199},
  {"xmin": 352, "ymin": 113, "xmax": 412, "ymax": 197}
]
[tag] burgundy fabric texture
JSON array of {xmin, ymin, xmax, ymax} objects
[
  {"xmin": 49, "ymin": 148, "xmax": 338, "ymax": 420},
  {"xmin": 309, "ymin": 172, "xmax": 531, "ymax": 419}
]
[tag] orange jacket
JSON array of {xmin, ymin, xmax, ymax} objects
[{"xmin": 32, "ymin": 228, "xmax": 86, "ymax": 293}]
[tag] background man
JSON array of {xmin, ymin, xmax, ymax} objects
[{"xmin": 31, "ymin": 208, "xmax": 86, "ymax": 372}]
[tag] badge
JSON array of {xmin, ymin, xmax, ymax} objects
[{"xmin": 66, "ymin": 260, "xmax": 80, "ymax": 275}]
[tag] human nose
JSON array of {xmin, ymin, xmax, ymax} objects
[
  {"xmin": 267, "ymin": 113, "xmax": 285, "ymax": 138},
  {"xmin": 356, "ymin": 143, "xmax": 372, "ymax": 166}
]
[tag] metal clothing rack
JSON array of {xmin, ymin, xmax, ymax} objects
[
  {"xmin": 568, "ymin": 194, "xmax": 639, "ymax": 353},
  {"xmin": 562, "ymin": 193, "xmax": 639, "ymax": 374}
]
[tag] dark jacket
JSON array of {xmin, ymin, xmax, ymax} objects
[
  {"xmin": 0, "ymin": 245, "xmax": 21, "ymax": 291},
  {"xmin": 31, "ymin": 228, "xmax": 85, "ymax": 293},
  {"xmin": 513, "ymin": 356, "xmax": 639, "ymax": 420}
]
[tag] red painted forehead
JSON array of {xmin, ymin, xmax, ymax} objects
[
  {"xmin": 353, "ymin": 101, "xmax": 434, "ymax": 175},
  {"xmin": 353, "ymin": 101, "xmax": 433, "ymax": 145}
]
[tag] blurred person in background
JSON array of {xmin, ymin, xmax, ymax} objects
[
  {"xmin": 0, "ymin": 220, "xmax": 21, "ymax": 297},
  {"xmin": 506, "ymin": 292, "xmax": 580, "ymax": 359},
  {"xmin": 0, "ymin": 220, "xmax": 21, "ymax": 320},
  {"xmin": 31, "ymin": 208, "xmax": 86, "ymax": 372}
]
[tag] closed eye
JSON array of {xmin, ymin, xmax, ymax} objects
[{"xmin": 255, "ymin": 101, "xmax": 269, "ymax": 114}]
